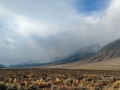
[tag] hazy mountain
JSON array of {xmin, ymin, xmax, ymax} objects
[
  {"xmin": 8, "ymin": 44, "xmax": 101, "ymax": 68},
  {"xmin": 0, "ymin": 64, "xmax": 6, "ymax": 68},
  {"xmin": 8, "ymin": 60, "xmax": 48, "ymax": 68},
  {"xmin": 52, "ymin": 44, "xmax": 101, "ymax": 64},
  {"xmin": 47, "ymin": 38, "xmax": 120, "ymax": 70}
]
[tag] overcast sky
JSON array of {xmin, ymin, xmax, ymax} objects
[{"xmin": 0, "ymin": 0, "xmax": 120, "ymax": 66}]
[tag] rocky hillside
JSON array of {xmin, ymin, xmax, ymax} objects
[{"xmin": 88, "ymin": 38, "xmax": 120, "ymax": 62}]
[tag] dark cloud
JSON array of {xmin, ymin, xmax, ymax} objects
[{"xmin": 0, "ymin": 0, "xmax": 120, "ymax": 66}]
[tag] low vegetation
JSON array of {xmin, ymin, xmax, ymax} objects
[{"xmin": 0, "ymin": 69, "xmax": 120, "ymax": 90}]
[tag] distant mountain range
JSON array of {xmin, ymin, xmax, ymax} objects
[
  {"xmin": 7, "ymin": 44, "xmax": 101, "ymax": 68},
  {"xmin": 51, "ymin": 44, "xmax": 101, "ymax": 64},
  {"xmin": 8, "ymin": 60, "xmax": 48, "ymax": 68},
  {"xmin": 0, "ymin": 64, "xmax": 6, "ymax": 68},
  {"xmin": 47, "ymin": 38, "xmax": 120, "ymax": 70},
  {"xmin": 3, "ymin": 38, "xmax": 120, "ymax": 69}
]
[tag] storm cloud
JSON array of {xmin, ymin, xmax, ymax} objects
[{"xmin": 0, "ymin": 0, "xmax": 120, "ymax": 65}]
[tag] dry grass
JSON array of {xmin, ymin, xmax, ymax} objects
[{"xmin": 0, "ymin": 69, "xmax": 120, "ymax": 90}]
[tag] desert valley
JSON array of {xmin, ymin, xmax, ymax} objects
[
  {"xmin": 0, "ymin": 0, "xmax": 120, "ymax": 90},
  {"xmin": 0, "ymin": 38, "xmax": 120, "ymax": 90}
]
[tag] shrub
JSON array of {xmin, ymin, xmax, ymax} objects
[{"xmin": 0, "ymin": 83, "xmax": 7, "ymax": 90}]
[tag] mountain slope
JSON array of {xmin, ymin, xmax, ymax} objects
[
  {"xmin": 52, "ymin": 44, "xmax": 101, "ymax": 64},
  {"xmin": 46, "ymin": 38, "xmax": 120, "ymax": 70},
  {"xmin": 88, "ymin": 38, "xmax": 120, "ymax": 63}
]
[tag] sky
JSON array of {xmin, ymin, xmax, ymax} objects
[{"xmin": 0, "ymin": 0, "xmax": 120, "ymax": 66}]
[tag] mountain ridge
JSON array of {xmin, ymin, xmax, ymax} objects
[
  {"xmin": 8, "ymin": 44, "xmax": 101, "ymax": 68},
  {"xmin": 46, "ymin": 38, "xmax": 120, "ymax": 70},
  {"xmin": 50, "ymin": 44, "xmax": 101, "ymax": 65},
  {"xmin": 87, "ymin": 38, "xmax": 120, "ymax": 63}
]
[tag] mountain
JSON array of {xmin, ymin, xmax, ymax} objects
[
  {"xmin": 88, "ymin": 38, "xmax": 120, "ymax": 63},
  {"xmin": 47, "ymin": 38, "xmax": 120, "ymax": 70},
  {"xmin": 52, "ymin": 44, "xmax": 101, "ymax": 64},
  {"xmin": 0, "ymin": 64, "xmax": 6, "ymax": 68},
  {"xmin": 8, "ymin": 44, "xmax": 101, "ymax": 68},
  {"xmin": 8, "ymin": 60, "xmax": 49, "ymax": 68}
]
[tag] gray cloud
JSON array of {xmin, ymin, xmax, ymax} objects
[{"xmin": 0, "ymin": 0, "xmax": 120, "ymax": 66}]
